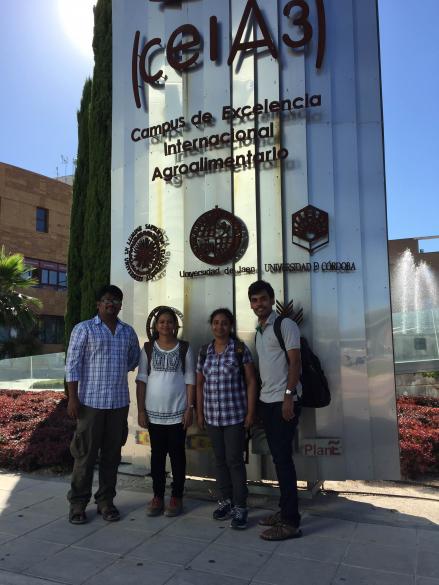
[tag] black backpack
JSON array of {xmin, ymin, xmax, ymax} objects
[
  {"xmin": 144, "ymin": 339, "xmax": 189, "ymax": 375},
  {"xmin": 272, "ymin": 316, "xmax": 331, "ymax": 408}
]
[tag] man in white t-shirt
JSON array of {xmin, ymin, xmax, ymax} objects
[{"xmin": 248, "ymin": 280, "xmax": 302, "ymax": 541}]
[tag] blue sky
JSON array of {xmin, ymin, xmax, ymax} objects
[{"xmin": 0, "ymin": 0, "xmax": 437, "ymax": 250}]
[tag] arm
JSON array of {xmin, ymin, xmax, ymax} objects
[
  {"xmin": 135, "ymin": 348, "xmax": 149, "ymax": 428},
  {"xmin": 136, "ymin": 380, "xmax": 148, "ymax": 428},
  {"xmin": 243, "ymin": 362, "xmax": 257, "ymax": 429},
  {"xmin": 183, "ymin": 384, "xmax": 196, "ymax": 429},
  {"xmin": 128, "ymin": 329, "xmax": 140, "ymax": 371},
  {"xmin": 67, "ymin": 382, "xmax": 80, "ymax": 418},
  {"xmin": 196, "ymin": 372, "xmax": 205, "ymax": 430},
  {"xmin": 65, "ymin": 324, "xmax": 87, "ymax": 419},
  {"xmin": 282, "ymin": 348, "xmax": 301, "ymax": 421}
]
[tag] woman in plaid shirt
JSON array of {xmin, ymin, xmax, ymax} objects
[{"xmin": 196, "ymin": 308, "xmax": 257, "ymax": 529}]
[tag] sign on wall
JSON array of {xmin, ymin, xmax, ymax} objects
[{"xmin": 112, "ymin": 0, "xmax": 400, "ymax": 480}]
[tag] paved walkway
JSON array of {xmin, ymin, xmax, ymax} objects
[{"xmin": 0, "ymin": 471, "xmax": 438, "ymax": 585}]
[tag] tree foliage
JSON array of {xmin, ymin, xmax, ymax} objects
[
  {"xmin": 65, "ymin": 79, "xmax": 92, "ymax": 347},
  {"xmin": 0, "ymin": 246, "xmax": 41, "ymax": 331},
  {"xmin": 65, "ymin": 0, "xmax": 112, "ymax": 334},
  {"xmin": 80, "ymin": 0, "xmax": 112, "ymax": 321}
]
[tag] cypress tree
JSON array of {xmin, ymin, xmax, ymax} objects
[
  {"xmin": 65, "ymin": 78, "xmax": 92, "ymax": 346},
  {"xmin": 81, "ymin": 0, "xmax": 112, "ymax": 320}
]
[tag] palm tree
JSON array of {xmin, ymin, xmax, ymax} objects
[{"xmin": 0, "ymin": 246, "xmax": 41, "ymax": 332}]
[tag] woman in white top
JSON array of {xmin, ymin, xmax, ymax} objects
[{"xmin": 136, "ymin": 307, "xmax": 195, "ymax": 517}]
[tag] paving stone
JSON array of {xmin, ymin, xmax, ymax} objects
[
  {"xmin": 84, "ymin": 557, "xmax": 178, "ymax": 585},
  {"xmin": 0, "ymin": 569, "xmax": 59, "ymax": 585},
  {"xmin": 417, "ymin": 578, "xmax": 439, "ymax": 585},
  {"xmin": 74, "ymin": 524, "xmax": 150, "ymax": 555},
  {"xmin": 123, "ymin": 506, "xmax": 177, "ymax": 533},
  {"xmin": 253, "ymin": 554, "xmax": 338, "ymax": 585},
  {"xmin": 28, "ymin": 516, "xmax": 104, "ymax": 545},
  {"xmin": 127, "ymin": 534, "xmax": 207, "ymax": 565},
  {"xmin": 166, "ymin": 567, "xmax": 248, "ymax": 585},
  {"xmin": 343, "ymin": 542, "xmax": 415, "ymax": 574},
  {"xmin": 188, "ymin": 543, "xmax": 270, "ymax": 580},
  {"xmin": 0, "ymin": 510, "xmax": 54, "ymax": 536},
  {"xmin": 334, "ymin": 565, "xmax": 415, "ymax": 585},
  {"xmin": 353, "ymin": 523, "xmax": 417, "ymax": 547},
  {"xmin": 159, "ymin": 515, "xmax": 228, "ymax": 543},
  {"xmin": 302, "ymin": 515, "xmax": 357, "ymax": 539},
  {"xmin": 214, "ymin": 522, "xmax": 281, "ymax": 553},
  {"xmin": 275, "ymin": 534, "xmax": 349, "ymax": 563},
  {"xmin": 417, "ymin": 529, "xmax": 439, "ymax": 552},
  {"xmin": 417, "ymin": 549, "xmax": 439, "ymax": 580},
  {"xmin": 0, "ymin": 531, "xmax": 15, "ymax": 545},
  {"xmin": 0, "ymin": 535, "xmax": 65, "ymax": 572},
  {"xmin": 25, "ymin": 546, "xmax": 118, "ymax": 585}
]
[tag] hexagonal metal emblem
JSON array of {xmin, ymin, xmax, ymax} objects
[{"xmin": 292, "ymin": 205, "xmax": 329, "ymax": 254}]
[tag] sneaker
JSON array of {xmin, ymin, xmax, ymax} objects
[
  {"xmin": 231, "ymin": 506, "xmax": 248, "ymax": 530},
  {"xmin": 165, "ymin": 496, "xmax": 183, "ymax": 517},
  {"xmin": 147, "ymin": 496, "xmax": 164, "ymax": 517},
  {"xmin": 258, "ymin": 510, "xmax": 281, "ymax": 526},
  {"xmin": 213, "ymin": 499, "xmax": 232, "ymax": 520}
]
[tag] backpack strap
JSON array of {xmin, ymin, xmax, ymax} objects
[
  {"xmin": 178, "ymin": 340, "xmax": 189, "ymax": 374},
  {"xmin": 234, "ymin": 339, "xmax": 246, "ymax": 379},
  {"xmin": 199, "ymin": 343, "xmax": 209, "ymax": 370},
  {"xmin": 143, "ymin": 341, "xmax": 153, "ymax": 376},
  {"xmin": 273, "ymin": 315, "xmax": 290, "ymax": 365}
]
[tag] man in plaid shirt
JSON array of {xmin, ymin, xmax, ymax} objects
[{"xmin": 65, "ymin": 285, "xmax": 140, "ymax": 524}]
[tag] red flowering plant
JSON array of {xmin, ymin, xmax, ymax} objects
[
  {"xmin": 397, "ymin": 395, "xmax": 439, "ymax": 479},
  {"xmin": 0, "ymin": 390, "xmax": 75, "ymax": 471}
]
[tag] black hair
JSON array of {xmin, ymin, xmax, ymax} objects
[
  {"xmin": 209, "ymin": 308, "xmax": 236, "ymax": 339},
  {"xmin": 95, "ymin": 285, "xmax": 123, "ymax": 302},
  {"xmin": 247, "ymin": 280, "xmax": 275, "ymax": 300},
  {"xmin": 152, "ymin": 306, "xmax": 179, "ymax": 339}
]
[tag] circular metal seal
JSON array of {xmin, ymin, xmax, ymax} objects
[
  {"xmin": 190, "ymin": 207, "xmax": 248, "ymax": 266},
  {"xmin": 145, "ymin": 305, "xmax": 184, "ymax": 341},
  {"xmin": 124, "ymin": 224, "xmax": 170, "ymax": 282}
]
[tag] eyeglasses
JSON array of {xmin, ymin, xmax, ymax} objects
[{"xmin": 100, "ymin": 298, "xmax": 122, "ymax": 306}]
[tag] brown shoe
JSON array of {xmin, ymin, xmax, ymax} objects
[
  {"xmin": 260, "ymin": 522, "xmax": 302, "ymax": 541},
  {"xmin": 165, "ymin": 496, "xmax": 183, "ymax": 517},
  {"xmin": 147, "ymin": 496, "xmax": 164, "ymax": 517},
  {"xmin": 258, "ymin": 510, "xmax": 282, "ymax": 527}
]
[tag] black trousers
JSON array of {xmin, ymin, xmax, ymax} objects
[
  {"xmin": 260, "ymin": 401, "xmax": 301, "ymax": 526},
  {"xmin": 148, "ymin": 422, "xmax": 187, "ymax": 498},
  {"xmin": 68, "ymin": 405, "xmax": 129, "ymax": 507},
  {"xmin": 206, "ymin": 423, "xmax": 248, "ymax": 508}
]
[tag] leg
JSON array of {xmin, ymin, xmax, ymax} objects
[
  {"xmin": 94, "ymin": 406, "xmax": 129, "ymax": 506},
  {"xmin": 261, "ymin": 402, "xmax": 301, "ymax": 526},
  {"xmin": 223, "ymin": 424, "xmax": 248, "ymax": 508},
  {"xmin": 68, "ymin": 405, "xmax": 104, "ymax": 507},
  {"xmin": 148, "ymin": 423, "xmax": 168, "ymax": 498},
  {"xmin": 206, "ymin": 424, "xmax": 233, "ymax": 502},
  {"xmin": 167, "ymin": 424, "xmax": 187, "ymax": 498}
]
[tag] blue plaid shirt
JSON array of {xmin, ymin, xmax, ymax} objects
[
  {"xmin": 196, "ymin": 339, "xmax": 252, "ymax": 426},
  {"xmin": 65, "ymin": 315, "xmax": 140, "ymax": 409}
]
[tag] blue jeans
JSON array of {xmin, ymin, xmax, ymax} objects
[{"xmin": 260, "ymin": 401, "xmax": 301, "ymax": 526}]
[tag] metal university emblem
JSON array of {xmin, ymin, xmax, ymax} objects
[
  {"xmin": 124, "ymin": 224, "xmax": 170, "ymax": 282},
  {"xmin": 190, "ymin": 206, "xmax": 248, "ymax": 266},
  {"xmin": 292, "ymin": 205, "xmax": 329, "ymax": 254},
  {"xmin": 145, "ymin": 305, "xmax": 184, "ymax": 341}
]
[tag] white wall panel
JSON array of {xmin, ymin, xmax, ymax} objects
[{"xmin": 112, "ymin": 0, "xmax": 399, "ymax": 479}]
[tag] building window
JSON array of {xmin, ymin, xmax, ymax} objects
[
  {"xmin": 36, "ymin": 207, "xmax": 48, "ymax": 232},
  {"xmin": 24, "ymin": 258, "xmax": 67, "ymax": 289},
  {"xmin": 39, "ymin": 316, "xmax": 64, "ymax": 345}
]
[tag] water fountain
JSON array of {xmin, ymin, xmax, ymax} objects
[{"xmin": 392, "ymin": 248, "xmax": 439, "ymax": 363}]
